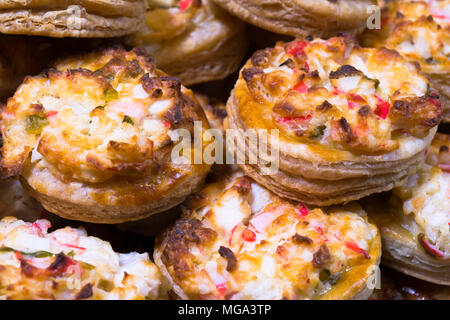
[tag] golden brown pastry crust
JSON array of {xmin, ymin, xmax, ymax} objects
[
  {"xmin": 126, "ymin": 0, "xmax": 248, "ymax": 85},
  {"xmin": 212, "ymin": 0, "xmax": 377, "ymax": 38},
  {"xmin": 1, "ymin": 47, "xmax": 212, "ymax": 223},
  {"xmin": 360, "ymin": 0, "xmax": 450, "ymax": 122},
  {"xmin": 226, "ymin": 36, "xmax": 441, "ymax": 206},
  {"xmin": 362, "ymin": 134, "xmax": 450, "ymax": 285},
  {"xmin": 155, "ymin": 172, "xmax": 381, "ymax": 300},
  {"xmin": 0, "ymin": 0, "xmax": 146, "ymax": 37}
]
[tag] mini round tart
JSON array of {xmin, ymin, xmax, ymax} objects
[
  {"xmin": 363, "ymin": 134, "xmax": 450, "ymax": 285},
  {"xmin": 360, "ymin": 0, "xmax": 450, "ymax": 122},
  {"xmin": 211, "ymin": 0, "xmax": 376, "ymax": 38},
  {"xmin": 226, "ymin": 36, "xmax": 442, "ymax": 206},
  {"xmin": 0, "ymin": 216, "xmax": 164, "ymax": 299},
  {"xmin": 0, "ymin": 0, "xmax": 146, "ymax": 38},
  {"xmin": 155, "ymin": 173, "xmax": 381, "ymax": 300},
  {"xmin": 0, "ymin": 47, "xmax": 212, "ymax": 223},
  {"xmin": 126, "ymin": 0, "xmax": 248, "ymax": 86}
]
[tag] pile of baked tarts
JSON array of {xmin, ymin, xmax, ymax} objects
[{"xmin": 0, "ymin": 0, "xmax": 448, "ymax": 300}]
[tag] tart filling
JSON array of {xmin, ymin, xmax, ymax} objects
[
  {"xmin": 233, "ymin": 37, "xmax": 441, "ymax": 161},
  {"xmin": 0, "ymin": 216, "xmax": 163, "ymax": 300},
  {"xmin": 391, "ymin": 134, "xmax": 450, "ymax": 258},
  {"xmin": 156, "ymin": 173, "xmax": 381, "ymax": 300},
  {"xmin": 361, "ymin": 0, "xmax": 450, "ymax": 76}
]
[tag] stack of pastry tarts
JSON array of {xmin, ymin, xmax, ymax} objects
[
  {"xmin": 0, "ymin": 0, "xmax": 448, "ymax": 300},
  {"xmin": 226, "ymin": 36, "xmax": 441, "ymax": 206}
]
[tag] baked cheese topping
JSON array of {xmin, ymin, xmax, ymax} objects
[
  {"xmin": 158, "ymin": 174, "xmax": 379, "ymax": 300},
  {"xmin": 361, "ymin": 0, "xmax": 450, "ymax": 75},
  {"xmin": 392, "ymin": 134, "xmax": 450, "ymax": 258},
  {"xmin": 0, "ymin": 47, "xmax": 208, "ymax": 183},
  {"xmin": 0, "ymin": 217, "xmax": 162, "ymax": 300},
  {"xmin": 236, "ymin": 37, "xmax": 441, "ymax": 155},
  {"xmin": 428, "ymin": 0, "xmax": 450, "ymax": 26}
]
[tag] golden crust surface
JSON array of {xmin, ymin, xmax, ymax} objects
[
  {"xmin": 212, "ymin": 0, "xmax": 376, "ymax": 37},
  {"xmin": 0, "ymin": 216, "xmax": 163, "ymax": 299},
  {"xmin": 360, "ymin": 0, "xmax": 450, "ymax": 123},
  {"xmin": 126, "ymin": 0, "xmax": 247, "ymax": 85},
  {"xmin": 0, "ymin": 0, "xmax": 146, "ymax": 37},
  {"xmin": 155, "ymin": 172, "xmax": 381, "ymax": 300},
  {"xmin": 1, "ymin": 47, "xmax": 212, "ymax": 223}
]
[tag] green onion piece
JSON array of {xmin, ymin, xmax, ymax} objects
[
  {"xmin": 104, "ymin": 87, "xmax": 119, "ymax": 102},
  {"xmin": 309, "ymin": 124, "xmax": 326, "ymax": 139},
  {"xmin": 123, "ymin": 115, "xmax": 134, "ymax": 125},
  {"xmin": 25, "ymin": 114, "xmax": 49, "ymax": 134},
  {"xmin": 83, "ymin": 262, "xmax": 96, "ymax": 270},
  {"xmin": 29, "ymin": 251, "xmax": 53, "ymax": 258},
  {"xmin": 126, "ymin": 63, "xmax": 144, "ymax": 79}
]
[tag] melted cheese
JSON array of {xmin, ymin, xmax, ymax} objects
[
  {"xmin": 0, "ymin": 217, "xmax": 163, "ymax": 300},
  {"xmin": 166, "ymin": 173, "xmax": 379, "ymax": 300}
]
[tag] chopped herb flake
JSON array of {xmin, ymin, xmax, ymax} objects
[
  {"xmin": 104, "ymin": 87, "xmax": 119, "ymax": 102},
  {"xmin": 123, "ymin": 115, "xmax": 134, "ymax": 125},
  {"xmin": 25, "ymin": 114, "xmax": 49, "ymax": 134}
]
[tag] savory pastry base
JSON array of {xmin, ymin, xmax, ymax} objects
[
  {"xmin": 226, "ymin": 37, "xmax": 441, "ymax": 206},
  {"xmin": 0, "ymin": 1, "xmax": 146, "ymax": 37},
  {"xmin": 362, "ymin": 134, "xmax": 450, "ymax": 285},
  {"xmin": 363, "ymin": 195, "xmax": 450, "ymax": 286},
  {"xmin": 212, "ymin": 0, "xmax": 376, "ymax": 37},
  {"xmin": 19, "ymin": 166, "xmax": 207, "ymax": 224},
  {"xmin": 155, "ymin": 172, "xmax": 381, "ymax": 300},
  {"xmin": 0, "ymin": 216, "xmax": 164, "ymax": 299},
  {"xmin": 127, "ymin": 0, "xmax": 248, "ymax": 86},
  {"xmin": 1, "ymin": 47, "xmax": 212, "ymax": 223}
]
